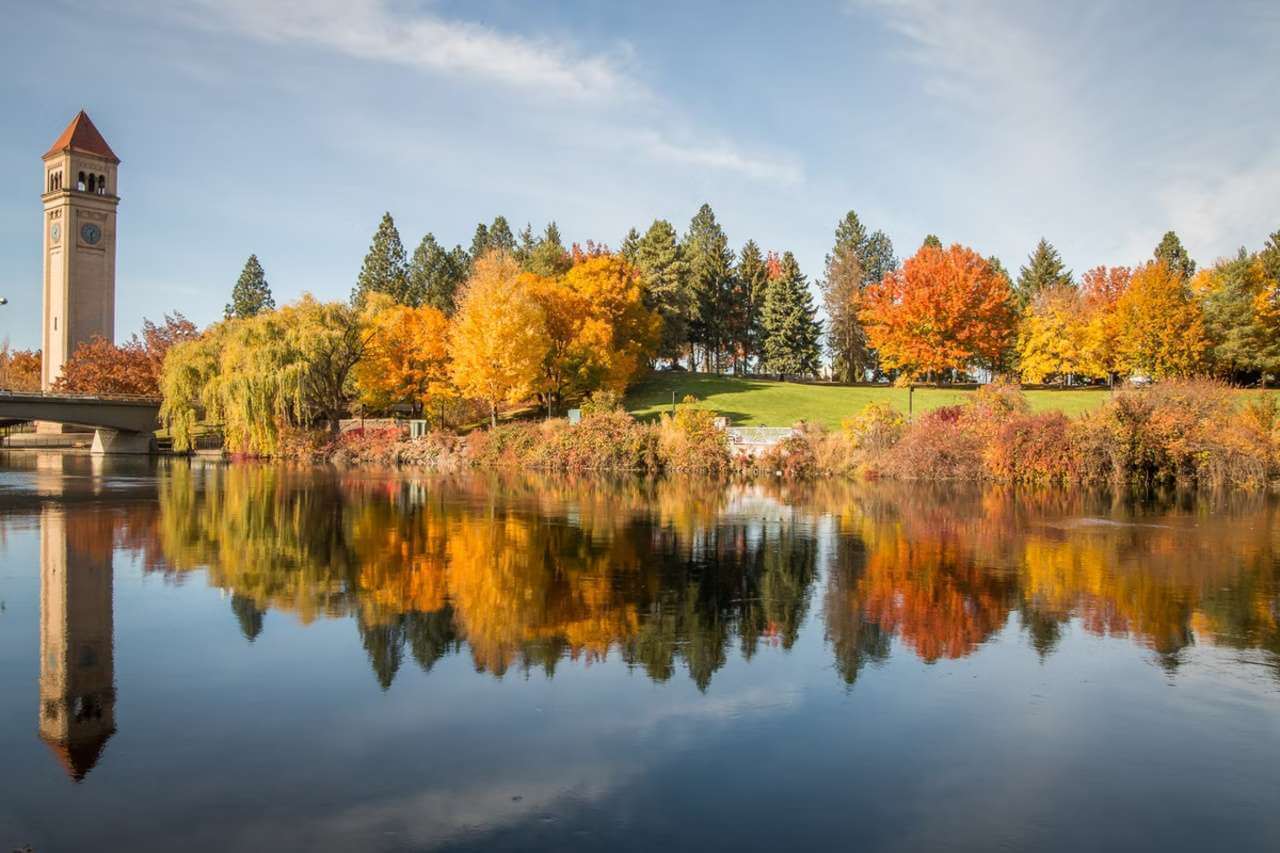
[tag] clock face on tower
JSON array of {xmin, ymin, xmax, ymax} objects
[
  {"xmin": 50, "ymin": 222, "xmax": 61, "ymax": 244},
  {"xmin": 80, "ymin": 223, "xmax": 102, "ymax": 245}
]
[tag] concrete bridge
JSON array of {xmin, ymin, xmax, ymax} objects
[{"xmin": 0, "ymin": 392, "xmax": 161, "ymax": 454}]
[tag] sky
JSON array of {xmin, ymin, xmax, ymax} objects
[{"xmin": 1, "ymin": 0, "xmax": 1278, "ymax": 348}]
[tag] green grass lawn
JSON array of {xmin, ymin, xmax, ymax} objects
[{"xmin": 625, "ymin": 373, "xmax": 1111, "ymax": 428}]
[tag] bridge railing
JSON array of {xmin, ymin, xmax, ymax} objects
[{"xmin": 0, "ymin": 389, "xmax": 162, "ymax": 404}]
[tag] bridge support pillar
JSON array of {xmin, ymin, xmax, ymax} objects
[{"xmin": 91, "ymin": 429, "xmax": 155, "ymax": 455}]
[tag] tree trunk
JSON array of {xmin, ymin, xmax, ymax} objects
[{"xmin": 490, "ymin": 401, "xmax": 497, "ymax": 429}]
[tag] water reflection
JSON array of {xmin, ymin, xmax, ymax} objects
[
  {"xmin": 38, "ymin": 505, "xmax": 116, "ymax": 781},
  {"xmin": 20, "ymin": 463, "xmax": 1280, "ymax": 731}
]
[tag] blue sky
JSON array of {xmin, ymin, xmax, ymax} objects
[{"xmin": 2, "ymin": 0, "xmax": 1277, "ymax": 348}]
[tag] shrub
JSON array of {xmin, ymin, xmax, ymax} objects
[
  {"xmin": 757, "ymin": 431, "xmax": 819, "ymax": 479},
  {"xmin": 984, "ymin": 411, "xmax": 1074, "ymax": 482},
  {"xmin": 531, "ymin": 410, "xmax": 660, "ymax": 471},
  {"xmin": 657, "ymin": 396, "xmax": 730, "ymax": 472},
  {"xmin": 880, "ymin": 406, "xmax": 985, "ymax": 480},
  {"xmin": 580, "ymin": 389, "xmax": 624, "ymax": 418},
  {"xmin": 842, "ymin": 402, "xmax": 907, "ymax": 455}
]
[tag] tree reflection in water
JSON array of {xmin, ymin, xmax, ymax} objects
[{"xmin": 119, "ymin": 465, "xmax": 1280, "ymax": 690}]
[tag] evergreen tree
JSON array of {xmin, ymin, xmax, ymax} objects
[
  {"xmin": 469, "ymin": 222, "xmax": 491, "ymax": 261},
  {"xmin": 1154, "ymin": 230, "xmax": 1196, "ymax": 280},
  {"xmin": 682, "ymin": 204, "xmax": 735, "ymax": 371},
  {"xmin": 525, "ymin": 221, "xmax": 571, "ymax": 278},
  {"xmin": 407, "ymin": 233, "xmax": 467, "ymax": 314},
  {"xmin": 487, "ymin": 216, "xmax": 517, "ymax": 254},
  {"xmin": 862, "ymin": 230, "xmax": 898, "ymax": 286},
  {"xmin": 822, "ymin": 212, "xmax": 871, "ymax": 382},
  {"xmin": 632, "ymin": 219, "xmax": 691, "ymax": 363},
  {"xmin": 737, "ymin": 240, "xmax": 770, "ymax": 369},
  {"xmin": 1016, "ymin": 238, "xmax": 1073, "ymax": 307},
  {"xmin": 516, "ymin": 223, "xmax": 536, "ymax": 265},
  {"xmin": 761, "ymin": 252, "xmax": 822, "ymax": 377},
  {"xmin": 620, "ymin": 227, "xmax": 642, "ymax": 263},
  {"xmin": 1201, "ymin": 249, "xmax": 1269, "ymax": 379},
  {"xmin": 352, "ymin": 212, "xmax": 409, "ymax": 305},
  {"xmin": 224, "ymin": 254, "xmax": 274, "ymax": 319},
  {"xmin": 988, "ymin": 255, "xmax": 1013, "ymax": 286},
  {"xmin": 230, "ymin": 593, "xmax": 264, "ymax": 642},
  {"xmin": 922, "ymin": 234, "xmax": 943, "ymax": 249},
  {"xmin": 1261, "ymin": 229, "xmax": 1280, "ymax": 284}
]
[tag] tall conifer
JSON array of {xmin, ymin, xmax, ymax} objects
[
  {"xmin": 353, "ymin": 212, "xmax": 409, "ymax": 305},
  {"xmin": 762, "ymin": 252, "xmax": 822, "ymax": 377},
  {"xmin": 225, "ymin": 254, "xmax": 275, "ymax": 319}
]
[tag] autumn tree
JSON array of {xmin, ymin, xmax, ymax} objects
[
  {"xmin": 528, "ymin": 256, "xmax": 660, "ymax": 413},
  {"xmin": 631, "ymin": 219, "xmax": 691, "ymax": 364},
  {"xmin": 1154, "ymin": 230, "xmax": 1196, "ymax": 280},
  {"xmin": 1017, "ymin": 284, "xmax": 1089, "ymax": 383},
  {"xmin": 56, "ymin": 313, "xmax": 197, "ymax": 396},
  {"xmin": 860, "ymin": 243, "xmax": 1016, "ymax": 380},
  {"xmin": 225, "ymin": 254, "xmax": 275, "ymax": 319},
  {"xmin": 406, "ymin": 233, "xmax": 468, "ymax": 314},
  {"xmin": 1015, "ymin": 238, "xmax": 1072, "ymax": 308},
  {"xmin": 352, "ymin": 212, "xmax": 409, "ymax": 306},
  {"xmin": 761, "ymin": 252, "xmax": 822, "ymax": 377},
  {"xmin": 448, "ymin": 253, "xmax": 547, "ymax": 427},
  {"xmin": 1078, "ymin": 265, "xmax": 1131, "ymax": 384},
  {"xmin": 1115, "ymin": 261, "xmax": 1209, "ymax": 378},
  {"xmin": 160, "ymin": 297, "xmax": 366, "ymax": 453},
  {"xmin": 354, "ymin": 295, "xmax": 451, "ymax": 415},
  {"xmin": 0, "ymin": 344, "xmax": 41, "ymax": 391}
]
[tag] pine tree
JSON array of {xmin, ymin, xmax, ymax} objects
[
  {"xmin": 822, "ymin": 212, "xmax": 870, "ymax": 382},
  {"xmin": 516, "ymin": 223, "xmax": 536, "ymax": 265},
  {"xmin": 352, "ymin": 212, "xmax": 409, "ymax": 306},
  {"xmin": 682, "ymin": 204, "xmax": 735, "ymax": 371},
  {"xmin": 407, "ymin": 233, "xmax": 467, "ymax": 314},
  {"xmin": 862, "ymin": 230, "xmax": 898, "ymax": 286},
  {"xmin": 225, "ymin": 254, "xmax": 274, "ymax": 319},
  {"xmin": 762, "ymin": 251, "xmax": 822, "ymax": 377},
  {"xmin": 1260, "ymin": 229, "xmax": 1280, "ymax": 284},
  {"xmin": 469, "ymin": 223, "xmax": 491, "ymax": 262},
  {"xmin": 922, "ymin": 234, "xmax": 943, "ymax": 250},
  {"xmin": 487, "ymin": 216, "xmax": 517, "ymax": 254},
  {"xmin": 1016, "ymin": 238, "xmax": 1073, "ymax": 307},
  {"xmin": 620, "ymin": 227, "xmax": 642, "ymax": 263},
  {"xmin": 736, "ymin": 241, "xmax": 770, "ymax": 369},
  {"xmin": 1154, "ymin": 230, "xmax": 1196, "ymax": 280},
  {"xmin": 525, "ymin": 221, "xmax": 571, "ymax": 278},
  {"xmin": 632, "ymin": 220, "xmax": 691, "ymax": 363}
]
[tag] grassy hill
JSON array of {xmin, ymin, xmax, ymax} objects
[{"xmin": 625, "ymin": 373, "xmax": 1110, "ymax": 428}]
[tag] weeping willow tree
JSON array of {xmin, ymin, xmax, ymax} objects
[{"xmin": 160, "ymin": 295, "xmax": 368, "ymax": 454}]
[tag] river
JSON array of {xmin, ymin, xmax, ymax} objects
[{"xmin": 1, "ymin": 454, "xmax": 1277, "ymax": 851}]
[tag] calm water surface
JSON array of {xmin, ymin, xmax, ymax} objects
[{"xmin": 1, "ymin": 454, "xmax": 1278, "ymax": 852}]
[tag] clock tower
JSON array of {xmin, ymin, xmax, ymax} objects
[{"xmin": 41, "ymin": 110, "xmax": 119, "ymax": 393}]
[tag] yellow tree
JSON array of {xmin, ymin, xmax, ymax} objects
[
  {"xmin": 1017, "ymin": 284, "xmax": 1090, "ymax": 383},
  {"xmin": 354, "ymin": 294, "xmax": 450, "ymax": 415},
  {"xmin": 527, "ymin": 255, "xmax": 660, "ymax": 414},
  {"xmin": 1079, "ymin": 265, "xmax": 1130, "ymax": 384},
  {"xmin": 448, "ymin": 252, "xmax": 547, "ymax": 427},
  {"xmin": 1115, "ymin": 261, "xmax": 1209, "ymax": 378}
]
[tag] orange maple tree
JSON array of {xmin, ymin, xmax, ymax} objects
[
  {"xmin": 55, "ymin": 314, "xmax": 197, "ymax": 396},
  {"xmin": 859, "ymin": 243, "xmax": 1015, "ymax": 379}
]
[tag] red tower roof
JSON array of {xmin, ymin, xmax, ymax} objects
[{"xmin": 44, "ymin": 110, "xmax": 119, "ymax": 163}]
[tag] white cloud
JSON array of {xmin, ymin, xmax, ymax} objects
[
  {"xmin": 632, "ymin": 130, "xmax": 805, "ymax": 186},
  {"xmin": 190, "ymin": 0, "xmax": 637, "ymax": 101}
]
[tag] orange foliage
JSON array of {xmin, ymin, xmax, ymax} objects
[
  {"xmin": 54, "ymin": 313, "xmax": 196, "ymax": 396},
  {"xmin": 860, "ymin": 243, "xmax": 1015, "ymax": 379}
]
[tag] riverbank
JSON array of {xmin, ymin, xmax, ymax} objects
[{"xmin": 283, "ymin": 381, "xmax": 1280, "ymax": 489}]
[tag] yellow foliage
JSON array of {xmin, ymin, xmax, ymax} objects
[
  {"xmin": 448, "ymin": 253, "xmax": 548, "ymax": 426},
  {"xmin": 354, "ymin": 294, "xmax": 450, "ymax": 414},
  {"xmin": 1115, "ymin": 261, "xmax": 1210, "ymax": 378},
  {"xmin": 1017, "ymin": 285, "xmax": 1090, "ymax": 382}
]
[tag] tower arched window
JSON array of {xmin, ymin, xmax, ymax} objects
[
  {"xmin": 99, "ymin": 175, "xmax": 107, "ymax": 195},
  {"xmin": 87, "ymin": 174, "xmax": 96, "ymax": 193},
  {"xmin": 49, "ymin": 172, "xmax": 55, "ymax": 192},
  {"xmin": 77, "ymin": 172, "xmax": 86, "ymax": 192}
]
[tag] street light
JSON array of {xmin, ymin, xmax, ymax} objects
[{"xmin": 0, "ymin": 297, "xmax": 8, "ymax": 305}]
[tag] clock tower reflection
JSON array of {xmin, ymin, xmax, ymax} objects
[{"xmin": 38, "ymin": 505, "xmax": 116, "ymax": 782}]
